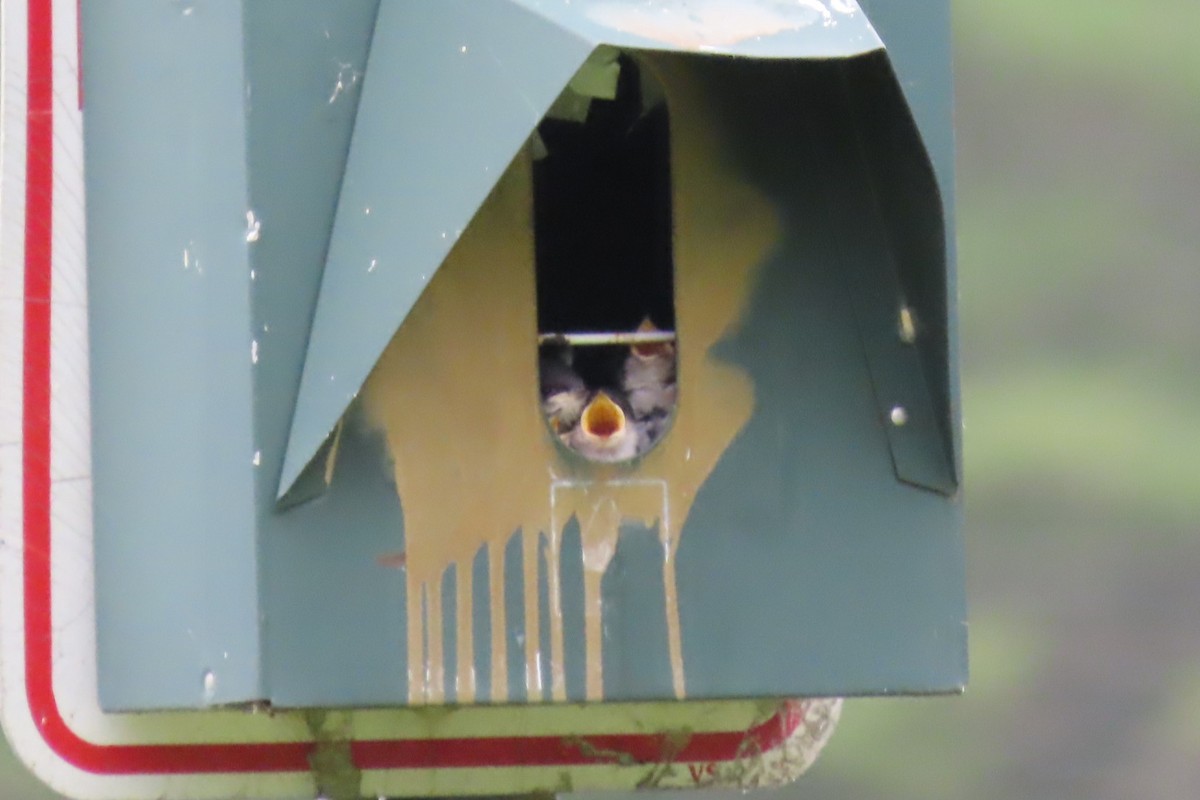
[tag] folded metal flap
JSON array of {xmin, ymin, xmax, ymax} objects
[{"xmin": 278, "ymin": 0, "xmax": 885, "ymax": 501}]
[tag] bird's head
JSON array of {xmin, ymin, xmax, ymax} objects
[
  {"xmin": 630, "ymin": 317, "xmax": 675, "ymax": 361},
  {"xmin": 579, "ymin": 391, "xmax": 627, "ymax": 442}
]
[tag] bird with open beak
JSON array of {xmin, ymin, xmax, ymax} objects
[
  {"xmin": 561, "ymin": 389, "xmax": 642, "ymax": 462},
  {"xmin": 621, "ymin": 318, "xmax": 677, "ymax": 453},
  {"xmin": 539, "ymin": 338, "xmax": 589, "ymax": 434}
]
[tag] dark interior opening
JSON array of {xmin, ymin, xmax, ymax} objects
[{"xmin": 533, "ymin": 54, "xmax": 675, "ymax": 390}]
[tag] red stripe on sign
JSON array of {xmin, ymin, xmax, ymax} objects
[
  {"xmin": 19, "ymin": 0, "xmax": 803, "ymax": 777},
  {"xmin": 22, "ymin": 1, "xmax": 57, "ymax": 766}
]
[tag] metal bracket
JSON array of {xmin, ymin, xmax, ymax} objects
[{"xmin": 808, "ymin": 62, "xmax": 957, "ymax": 495}]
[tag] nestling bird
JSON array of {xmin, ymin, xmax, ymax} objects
[
  {"xmin": 539, "ymin": 338, "xmax": 588, "ymax": 434},
  {"xmin": 622, "ymin": 318, "xmax": 677, "ymax": 417},
  {"xmin": 561, "ymin": 390, "xmax": 642, "ymax": 462},
  {"xmin": 621, "ymin": 318, "xmax": 677, "ymax": 453}
]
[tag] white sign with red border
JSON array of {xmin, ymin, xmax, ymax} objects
[{"xmin": 0, "ymin": 1, "xmax": 838, "ymax": 797}]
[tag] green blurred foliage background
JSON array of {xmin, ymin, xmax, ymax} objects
[
  {"xmin": 805, "ymin": 1, "xmax": 1200, "ymax": 798},
  {"xmin": 3, "ymin": 1, "xmax": 1198, "ymax": 797}
]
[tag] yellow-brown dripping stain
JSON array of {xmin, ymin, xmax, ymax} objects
[
  {"xmin": 363, "ymin": 148, "xmax": 550, "ymax": 705},
  {"xmin": 550, "ymin": 480, "xmax": 665, "ymax": 700},
  {"xmin": 363, "ymin": 54, "xmax": 779, "ymax": 706}
]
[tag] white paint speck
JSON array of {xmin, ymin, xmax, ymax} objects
[
  {"xmin": 252, "ymin": 450, "xmax": 261, "ymax": 467},
  {"xmin": 329, "ymin": 61, "xmax": 361, "ymax": 104},
  {"xmin": 251, "ymin": 340, "xmax": 259, "ymax": 364},
  {"xmin": 245, "ymin": 210, "xmax": 261, "ymax": 243}
]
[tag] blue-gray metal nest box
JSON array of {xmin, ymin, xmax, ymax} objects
[{"xmin": 85, "ymin": 0, "xmax": 964, "ymax": 712}]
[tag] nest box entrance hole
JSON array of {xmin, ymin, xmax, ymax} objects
[{"xmin": 533, "ymin": 53, "xmax": 678, "ymax": 461}]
